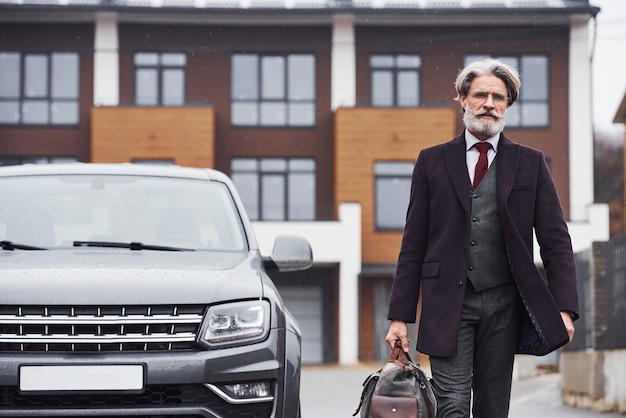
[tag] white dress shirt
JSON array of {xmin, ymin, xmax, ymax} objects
[{"xmin": 465, "ymin": 129, "xmax": 500, "ymax": 185}]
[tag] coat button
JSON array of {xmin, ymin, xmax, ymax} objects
[{"xmin": 458, "ymin": 280, "xmax": 463, "ymax": 287}]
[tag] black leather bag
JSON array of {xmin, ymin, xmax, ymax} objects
[{"xmin": 353, "ymin": 340, "xmax": 437, "ymax": 418}]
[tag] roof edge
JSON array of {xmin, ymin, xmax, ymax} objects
[{"xmin": 0, "ymin": 4, "xmax": 600, "ymax": 25}]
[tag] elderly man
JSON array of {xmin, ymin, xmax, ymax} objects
[{"xmin": 385, "ymin": 58, "xmax": 578, "ymax": 418}]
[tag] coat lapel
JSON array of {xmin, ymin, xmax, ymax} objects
[
  {"xmin": 495, "ymin": 133, "xmax": 519, "ymax": 206},
  {"xmin": 445, "ymin": 132, "xmax": 519, "ymax": 215},
  {"xmin": 444, "ymin": 133, "xmax": 471, "ymax": 214}
]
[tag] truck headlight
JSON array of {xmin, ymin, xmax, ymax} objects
[{"xmin": 202, "ymin": 300, "xmax": 270, "ymax": 347}]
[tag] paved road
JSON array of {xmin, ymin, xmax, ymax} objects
[{"xmin": 300, "ymin": 365, "xmax": 624, "ymax": 417}]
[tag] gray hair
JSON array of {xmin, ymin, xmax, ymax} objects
[{"xmin": 454, "ymin": 58, "xmax": 521, "ymax": 106}]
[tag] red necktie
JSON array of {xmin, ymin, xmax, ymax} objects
[{"xmin": 473, "ymin": 142, "xmax": 492, "ymax": 189}]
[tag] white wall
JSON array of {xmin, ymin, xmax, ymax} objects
[
  {"xmin": 253, "ymin": 203, "xmax": 362, "ymax": 365},
  {"xmin": 568, "ymin": 18, "xmax": 595, "ymax": 222},
  {"xmin": 94, "ymin": 12, "xmax": 119, "ymax": 106},
  {"xmin": 567, "ymin": 203, "xmax": 610, "ymax": 254},
  {"xmin": 331, "ymin": 14, "xmax": 356, "ymax": 110}
]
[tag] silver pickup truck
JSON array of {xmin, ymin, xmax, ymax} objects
[{"xmin": 0, "ymin": 163, "xmax": 312, "ymax": 418}]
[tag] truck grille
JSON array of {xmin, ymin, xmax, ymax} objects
[{"xmin": 0, "ymin": 305, "xmax": 206, "ymax": 352}]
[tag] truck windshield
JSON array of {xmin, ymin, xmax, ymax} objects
[{"xmin": 0, "ymin": 174, "xmax": 247, "ymax": 251}]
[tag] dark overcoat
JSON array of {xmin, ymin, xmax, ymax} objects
[{"xmin": 387, "ymin": 132, "xmax": 578, "ymax": 358}]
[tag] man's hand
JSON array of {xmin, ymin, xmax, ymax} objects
[
  {"xmin": 385, "ymin": 320, "xmax": 410, "ymax": 352},
  {"xmin": 560, "ymin": 311, "xmax": 575, "ymax": 342}
]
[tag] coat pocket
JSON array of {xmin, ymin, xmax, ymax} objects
[
  {"xmin": 512, "ymin": 182, "xmax": 532, "ymax": 191},
  {"xmin": 421, "ymin": 262, "xmax": 440, "ymax": 279}
]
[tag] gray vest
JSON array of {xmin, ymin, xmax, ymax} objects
[{"xmin": 467, "ymin": 157, "xmax": 514, "ymax": 291}]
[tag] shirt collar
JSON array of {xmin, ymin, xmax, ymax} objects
[{"xmin": 465, "ymin": 129, "xmax": 500, "ymax": 152}]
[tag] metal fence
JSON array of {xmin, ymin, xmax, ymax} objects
[
  {"xmin": 568, "ymin": 247, "xmax": 591, "ymax": 351},
  {"xmin": 604, "ymin": 234, "xmax": 626, "ymax": 349},
  {"xmin": 567, "ymin": 234, "xmax": 626, "ymax": 351}
]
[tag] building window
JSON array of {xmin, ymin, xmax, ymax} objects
[
  {"xmin": 0, "ymin": 52, "xmax": 79, "ymax": 125},
  {"xmin": 131, "ymin": 159, "xmax": 174, "ymax": 165},
  {"xmin": 0, "ymin": 156, "xmax": 78, "ymax": 166},
  {"xmin": 374, "ymin": 161, "xmax": 414, "ymax": 230},
  {"xmin": 370, "ymin": 54, "xmax": 421, "ymax": 107},
  {"xmin": 465, "ymin": 54, "xmax": 549, "ymax": 127},
  {"xmin": 231, "ymin": 53, "xmax": 316, "ymax": 127},
  {"xmin": 230, "ymin": 158, "xmax": 316, "ymax": 221},
  {"xmin": 134, "ymin": 52, "xmax": 186, "ymax": 106}
]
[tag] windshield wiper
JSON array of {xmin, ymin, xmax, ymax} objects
[
  {"xmin": 1, "ymin": 240, "xmax": 47, "ymax": 251},
  {"xmin": 73, "ymin": 241, "xmax": 195, "ymax": 252}
]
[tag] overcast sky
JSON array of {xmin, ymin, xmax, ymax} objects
[{"xmin": 589, "ymin": 0, "xmax": 626, "ymax": 132}]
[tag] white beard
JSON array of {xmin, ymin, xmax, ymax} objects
[{"xmin": 463, "ymin": 108, "xmax": 506, "ymax": 137}]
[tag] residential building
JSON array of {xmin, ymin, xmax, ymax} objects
[{"xmin": 0, "ymin": 0, "xmax": 607, "ymax": 365}]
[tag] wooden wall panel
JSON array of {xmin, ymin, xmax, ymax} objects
[
  {"xmin": 335, "ymin": 108, "xmax": 456, "ymax": 263},
  {"xmin": 359, "ymin": 277, "xmax": 376, "ymax": 362},
  {"xmin": 91, "ymin": 107, "xmax": 214, "ymax": 167}
]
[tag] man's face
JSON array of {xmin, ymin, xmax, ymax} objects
[{"xmin": 460, "ymin": 74, "xmax": 509, "ymax": 140}]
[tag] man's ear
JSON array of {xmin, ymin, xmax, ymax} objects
[{"xmin": 459, "ymin": 95, "xmax": 468, "ymax": 109}]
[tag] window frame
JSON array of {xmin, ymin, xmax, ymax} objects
[
  {"xmin": 374, "ymin": 161, "xmax": 414, "ymax": 231},
  {"xmin": 133, "ymin": 51, "xmax": 187, "ymax": 107},
  {"xmin": 230, "ymin": 157, "xmax": 317, "ymax": 221},
  {"xmin": 0, "ymin": 156, "xmax": 78, "ymax": 166},
  {"xmin": 230, "ymin": 52, "xmax": 317, "ymax": 128},
  {"xmin": 370, "ymin": 54, "xmax": 422, "ymax": 108},
  {"xmin": 0, "ymin": 51, "xmax": 80, "ymax": 126}
]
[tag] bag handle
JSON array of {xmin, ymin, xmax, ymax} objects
[
  {"xmin": 390, "ymin": 339, "xmax": 435, "ymax": 418},
  {"xmin": 389, "ymin": 339, "xmax": 413, "ymax": 365}
]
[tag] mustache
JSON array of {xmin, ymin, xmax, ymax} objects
[{"xmin": 474, "ymin": 110, "xmax": 503, "ymax": 119}]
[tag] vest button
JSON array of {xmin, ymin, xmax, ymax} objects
[
  {"xmin": 472, "ymin": 217, "xmax": 479, "ymax": 222},
  {"xmin": 468, "ymin": 266, "xmax": 474, "ymax": 271},
  {"xmin": 470, "ymin": 241, "xmax": 476, "ymax": 246}
]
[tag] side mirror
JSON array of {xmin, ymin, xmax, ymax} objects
[{"xmin": 263, "ymin": 235, "xmax": 313, "ymax": 272}]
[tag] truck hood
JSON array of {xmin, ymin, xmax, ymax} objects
[{"xmin": 0, "ymin": 250, "xmax": 263, "ymax": 305}]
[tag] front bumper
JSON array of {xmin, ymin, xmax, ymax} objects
[{"xmin": 0, "ymin": 330, "xmax": 293, "ymax": 418}]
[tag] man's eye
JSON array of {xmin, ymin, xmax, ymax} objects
[{"xmin": 472, "ymin": 92, "xmax": 507, "ymax": 103}]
